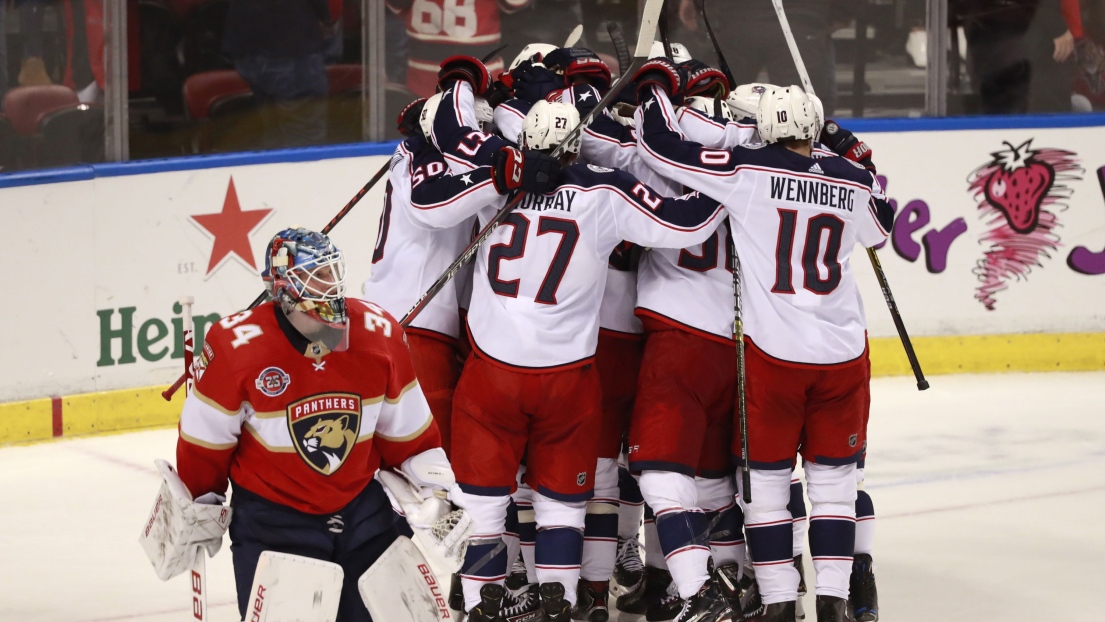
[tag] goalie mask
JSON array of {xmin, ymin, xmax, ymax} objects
[
  {"xmin": 756, "ymin": 85, "xmax": 823, "ymax": 144},
  {"xmin": 520, "ymin": 100, "xmax": 581, "ymax": 156},
  {"xmin": 684, "ymin": 95, "xmax": 734, "ymax": 122},
  {"xmin": 263, "ymin": 227, "xmax": 348, "ymax": 339}
]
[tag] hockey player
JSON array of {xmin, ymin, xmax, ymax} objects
[
  {"xmin": 364, "ymin": 98, "xmax": 475, "ymax": 456},
  {"xmin": 634, "ymin": 63, "xmax": 893, "ymax": 622},
  {"xmin": 172, "ymin": 227, "xmax": 454, "ymax": 621},
  {"xmin": 411, "ymin": 79, "xmax": 727, "ymax": 622}
]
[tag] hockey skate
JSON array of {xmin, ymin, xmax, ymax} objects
[
  {"xmin": 813, "ymin": 596, "xmax": 853, "ymax": 622},
  {"xmin": 671, "ymin": 578, "xmax": 732, "ymax": 622},
  {"xmin": 615, "ymin": 566, "xmax": 671, "ymax": 619},
  {"xmin": 469, "ymin": 583, "xmax": 508, "ymax": 622},
  {"xmin": 571, "ymin": 579, "xmax": 610, "ymax": 622},
  {"xmin": 540, "ymin": 582, "xmax": 573, "ymax": 622},
  {"xmin": 645, "ymin": 576, "xmax": 684, "ymax": 622},
  {"xmin": 712, "ymin": 563, "xmax": 743, "ymax": 617},
  {"xmin": 847, "ymin": 554, "xmax": 878, "ymax": 622},
  {"xmin": 614, "ymin": 537, "xmax": 645, "ymax": 591},
  {"xmin": 744, "ymin": 602, "xmax": 796, "ymax": 622},
  {"xmin": 507, "ymin": 554, "xmax": 530, "ymax": 591},
  {"xmin": 794, "ymin": 556, "xmax": 807, "ymax": 620},
  {"xmin": 451, "ymin": 573, "xmax": 468, "ymax": 620},
  {"xmin": 504, "ymin": 583, "xmax": 543, "ymax": 622},
  {"xmin": 738, "ymin": 567, "xmax": 763, "ymax": 619}
]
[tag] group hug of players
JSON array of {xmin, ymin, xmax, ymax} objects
[{"xmin": 164, "ymin": 36, "xmax": 893, "ymax": 622}]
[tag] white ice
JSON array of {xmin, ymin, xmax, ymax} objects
[{"xmin": 1, "ymin": 372, "xmax": 1103, "ymax": 621}]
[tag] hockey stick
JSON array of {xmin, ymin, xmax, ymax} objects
[
  {"xmin": 190, "ymin": 547, "xmax": 208, "ymax": 621},
  {"xmin": 693, "ymin": 0, "xmax": 735, "ymax": 89},
  {"xmin": 162, "ymin": 162, "xmax": 391, "ymax": 401},
  {"xmin": 728, "ymin": 232, "xmax": 752, "ymax": 504},
  {"xmin": 769, "ymin": 0, "xmax": 929, "ymax": 391},
  {"xmin": 161, "ymin": 296, "xmax": 195, "ymax": 400},
  {"xmin": 565, "ymin": 24, "xmax": 584, "ymax": 47},
  {"xmin": 400, "ymin": 0, "xmax": 667, "ymax": 328},
  {"xmin": 658, "ymin": 4, "xmax": 674, "ymax": 58},
  {"xmin": 607, "ymin": 21, "xmax": 631, "ymax": 77}
]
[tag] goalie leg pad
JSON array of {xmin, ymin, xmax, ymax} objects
[
  {"xmin": 248, "ymin": 551, "xmax": 344, "ymax": 622},
  {"xmin": 360, "ymin": 536, "xmax": 454, "ymax": 622}
]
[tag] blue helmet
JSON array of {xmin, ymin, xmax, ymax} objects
[{"xmin": 262, "ymin": 227, "xmax": 348, "ymax": 327}]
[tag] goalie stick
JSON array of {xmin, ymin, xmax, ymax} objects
[
  {"xmin": 769, "ymin": 0, "xmax": 928, "ymax": 391},
  {"xmin": 400, "ymin": 0, "xmax": 668, "ymax": 328}
]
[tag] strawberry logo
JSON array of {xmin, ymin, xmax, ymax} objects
[
  {"xmin": 967, "ymin": 139, "xmax": 1082, "ymax": 310},
  {"xmin": 980, "ymin": 141, "xmax": 1055, "ymax": 233}
]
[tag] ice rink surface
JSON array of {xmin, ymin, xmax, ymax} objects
[{"xmin": 1, "ymin": 371, "xmax": 1103, "ymax": 622}]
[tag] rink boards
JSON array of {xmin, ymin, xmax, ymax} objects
[{"xmin": 1, "ymin": 116, "xmax": 1104, "ymax": 443}]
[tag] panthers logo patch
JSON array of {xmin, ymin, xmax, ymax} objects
[{"xmin": 287, "ymin": 393, "xmax": 362, "ymax": 475}]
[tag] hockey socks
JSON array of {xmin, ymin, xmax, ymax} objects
[
  {"xmin": 789, "ymin": 476, "xmax": 809, "ymax": 558},
  {"xmin": 855, "ymin": 489, "xmax": 875, "ymax": 556},
  {"xmin": 806, "ymin": 463, "xmax": 857, "ymax": 601},
  {"xmin": 533, "ymin": 493, "xmax": 586, "ymax": 606},
  {"xmin": 581, "ymin": 458, "xmax": 620, "ymax": 582}
]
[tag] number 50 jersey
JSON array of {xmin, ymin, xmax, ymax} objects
[{"xmin": 636, "ymin": 87, "xmax": 893, "ymax": 366}]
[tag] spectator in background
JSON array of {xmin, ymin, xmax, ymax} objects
[
  {"xmin": 677, "ymin": 0, "xmax": 850, "ymax": 116},
  {"xmin": 1025, "ymin": 0, "xmax": 1084, "ymax": 111},
  {"xmin": 223, "ymin": 0, "xmax": 333, "ymax": 148}
]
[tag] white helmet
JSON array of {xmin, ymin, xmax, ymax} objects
[
  {"xmin": 756, "ymin": 85, "xmax": 822, "ymax": 144},
  {"xmin": 509, "ymin": 43, "xmax": 558, "ymax": 71},
  {"xmin": 419, "ymin": 92, "xmax": 443, "ymax": 139},
  {"xmin": 649, "ymin": 41, "xmax": 692, "ymax": 63},
  {"xmin": 726, "ymin": 83, "xmax": 774, "ymax": 119},
  {"xmin": 474, "ymin": 96, "xmax": 494, "ymax": 131},
  {"xmin": 683, "ymin": 95, "xmax": 733, "ymax": 122},
  {"xmin": 520, "ymin": 100, "xmax": 581, "ymax": 154}
]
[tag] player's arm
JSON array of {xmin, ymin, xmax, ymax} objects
[
  {"xmin": 175, "ymin": 321, "xmax": 248, "ymax": 498},
  {"xmin": 859, "ymin": 173, "xmax": 894, "ymax": 245},
  {"xmin": 581, "ymin": 113, "xmax": 639, "ymax": 170},
  {"xmin": 634, "ymin": 83, "xmax": 743, "ymax": 208},
  {"xmin": 494, "ymin": 99, "xmax": 529, "ymax": 145},
  {"xmin": 677, "ymin": 106, "xmax": 758, "ymax": 149},
  {"xmin": 433, "ymin": 75, "xmax": 510, "ymax": 169},
  {"xmin": 602, "ymin": 169, "xmax": 725, "ymax": 250},
  {"xmin": 408, "ymin": 163, "xmax": 504, "ymax": 229}
]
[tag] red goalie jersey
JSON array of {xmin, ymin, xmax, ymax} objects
[
  {"xmin": 176, "ymin": 299, "xmax": 441, "ymax": 515},
  {"xmin": 388, "ymin": 0, "xmax": 528, "ymax": 96}
]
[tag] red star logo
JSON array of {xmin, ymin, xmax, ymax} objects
[{"xmin": 190, "ymin": 177, "xmax": 273, "ymax": 276}]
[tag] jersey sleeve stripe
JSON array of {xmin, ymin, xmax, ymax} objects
[
  {"xmin": 559, "ymin": 183, "xmax": 722, "ymax": 233},
  {"xmin": 411, "ymin": 176, "xmax": 497, "ymax": 209},
  {"xmin": 179, "ymin": 429, "xmax": 237, "ymax": 451},
  {"xmin": 386, "ymin": 379, "xmax": 420, "ymax": 403},
  {"xmin": 375, "ymin": 413, "xmax": 433, "ymax": 442},
  {"xmin": 192, "ymin": 387, "xmax": 246, "ymax": 417},
  {"xmin": 866, "ymin": 197, "xmax": 889, "ymax": 236}
]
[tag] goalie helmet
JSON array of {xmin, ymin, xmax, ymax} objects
[
  {"xmin": 684, "ymin": 95, "xmax": 734, "ymax": 122},
  {"xmin": 756, "ymin": 85, "xmax": 822, "ymax": 144},
  {"xmin": 727, "ymin": 83, "xmax": 774, "ymax": 119},
  {"xmin": 509, "ymin": 42, "xmax": 558, "ymax": 71},
  {"xmin": 263, "ymin": 227, "xmax": 348, "ymax": 328},
  {"xmin": 520, "ymin": 99, "xmax": 581, "ymax": 155},
  {"xmin": 649, "ymin": 41, "xmax": 692, "ymax": 63}
]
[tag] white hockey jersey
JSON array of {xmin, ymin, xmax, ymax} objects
[
  {"xmin": 407, "ymin": 161, "xmax": 725, "ymax": 370},
  {"xmin": 636, "ymin": 87, "xmax": 892, "ymax": 365},
  {"xmin": 363, "ymin": 138, "xmax": 475, "ymax": 340}
]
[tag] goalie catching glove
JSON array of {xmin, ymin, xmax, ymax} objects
[
  {"xmin": 138, "ymin": 459, "xmax": 231, "ymax": 581},
  {"xmin": 820, "ymin": 120, "xmax": 876, "ymax": 172},
  {"xmin": 491, "ymin": 146, "xmax": 563, "ymax": 195}
]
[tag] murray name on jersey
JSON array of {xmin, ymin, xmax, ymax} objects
[{"xmin": 515, "ymin": 188, "xmax": 579, "ymax": 212}]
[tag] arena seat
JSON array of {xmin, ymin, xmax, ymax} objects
[
  {"xmin": 183, "ymin": 70, "xmax": 252, "ymax": 120},
  {"xmin": 2, "ymin": 85, "xmax": 80, "ymax": 137}
]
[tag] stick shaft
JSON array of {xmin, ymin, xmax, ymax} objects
[
  {"xmin": 770, "ymin": 0, "xmax": 815, "ymax": 96},
  {"xmin": 729, "ymin": 231, "xmax": 751, "ymax": 504},
  {"xmin": 694, "ymin": 0, "xmax": 736, "ymax": 89},
  {"xmin": 190, "ymin": 548, "xmax": 208, "ymax": 621}
]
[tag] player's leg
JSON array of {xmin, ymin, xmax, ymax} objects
[
  {"xmin": 698, "ymin": 474, "xmax": 746, "ymax": 617},
  {"xmin": 738, "ymin": 341, "xmax": 809, "ymax": 621},
  {"xmin": 526, "ymin": 364, "xmax": 604, "ymax": 620},
  {"xmin": 851, "ymin": 468, "xmax": 878, "ymax": 622},
  {"xmin": 227, "ymin": 486, "xmax": 336, "ymax": 619},
  {"xmin": 451, "ymin": 356, "xmax": 530, "ymax": 616},
  {"xmin": 800, "ymin": 353, "xmax": 869, "ymax": 622},
  {"xmin": 788, "ymin": 473, "xmax": 809, "ymax": 619},
  {"xmin": 332, "ymin": 479, "xmax": 407, "ymax": 621},
  {"xmin": 405, "ymin": 332, "xmax": 462, "ymax": 456},
  {"xmin": 614, "ymin": 464, "xmax": 645, "ymax": 592}
]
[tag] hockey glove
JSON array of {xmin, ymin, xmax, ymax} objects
[
  {"xmin": 681, "ymin": 60, "xmax": 730, "ymax": 99},
  {"xmin": 396, "ymin": 97, "xmax": 428, "ymax": 137},
  {"xmin": 491, "ymin": 147, "xmax": 563, "ymax": 195},
  {"xmin": 438, "ymin": 55, "xmax": 492, "ymax": 96},
  {"xmin": 506, "ymin": 60, "xmax": 563, "ymax": 104},
  {"xmin": 632, "ymin": 58, "xmax": 684, "ymax": 105},
  {"xmin": 821, "ymin": 121, "xmax": 876, "ymax": 172},
  {"xmin": 542, "ymin": 48, "xmax": 613, "ymax": 91}
]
